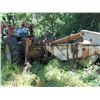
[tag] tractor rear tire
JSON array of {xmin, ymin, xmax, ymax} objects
[{"xmin": 4, "ymin": 36, "xmax": 22, "ymax": 64}]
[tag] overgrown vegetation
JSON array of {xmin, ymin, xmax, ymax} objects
[
  {"xmin": 1, "ymin": 13, "xmax": 100, "ymax": 86},
  {"xmin": 1, "ymin": 51, "xmax": 100, "ymax": 87}
]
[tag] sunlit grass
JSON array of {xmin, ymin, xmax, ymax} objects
[{"xmin": 1, "ymin": 51, "xmax": 100, "ymax": 87}]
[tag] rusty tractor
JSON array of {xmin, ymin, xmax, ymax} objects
[
  {"xmin": 1, "ymin": 22, "xmax": 100, "ymax": 72},
  {"xmin": 1, "ymin": 22, "xmax": 55, "ymax": 66}
]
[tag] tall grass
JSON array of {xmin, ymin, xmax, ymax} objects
[{"xmin": 1, "ymin": 51, "xmax": 100, "ymax": 87}]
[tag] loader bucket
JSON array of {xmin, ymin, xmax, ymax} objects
[{"xmin": 46, "ymin": 30, "xmax": 100, "ymax": 61}]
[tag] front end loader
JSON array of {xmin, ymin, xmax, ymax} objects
[{"xmin": 1, "ymin": 21, "xmax": 100, "ymax": 71}]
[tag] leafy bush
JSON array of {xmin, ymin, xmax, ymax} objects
[{"xmin": 43, "ymin": 59, "xmax": 87, "ymax": 87}]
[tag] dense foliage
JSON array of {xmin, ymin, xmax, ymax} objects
[
  {"xmin": 1, "ymin": 13, "xmax": 100, "ymax": 86},
  {"xmin": 1, "ymin": 13, "xmax": 100, "ymax": 37}
]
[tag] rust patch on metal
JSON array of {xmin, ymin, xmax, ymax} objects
[
  {"xmin": 71, "ymin": 44, "xmax": 79, "ymax": 60},
  {"xmin": 82, "ymin": 47, "xmax": 89, "ymax": 59}
]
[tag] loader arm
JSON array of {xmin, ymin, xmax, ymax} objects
[{"xmin": 51, "ymin": 32, "xmax": 83, "ymax": 45}]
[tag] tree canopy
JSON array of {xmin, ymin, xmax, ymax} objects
[{"xmin": 1, "ymin": 13, "xmax": 100, "ymax": 38}]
